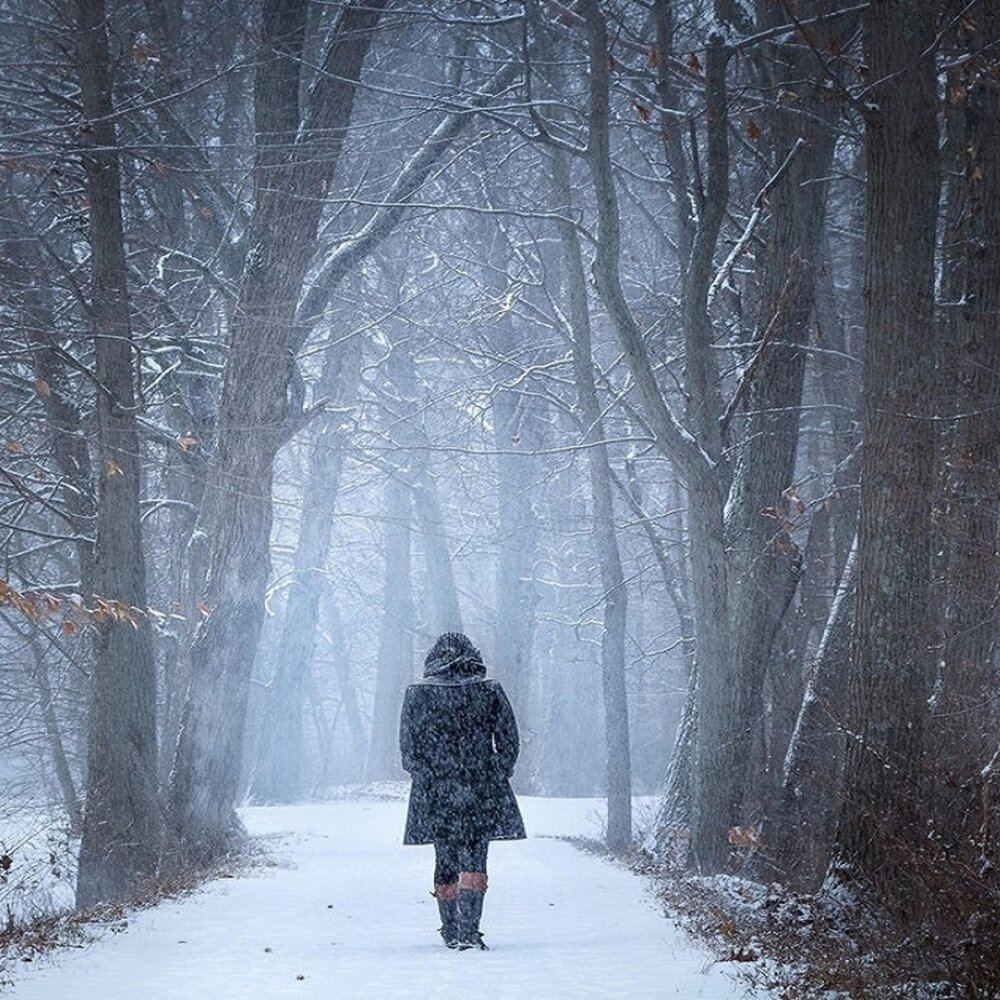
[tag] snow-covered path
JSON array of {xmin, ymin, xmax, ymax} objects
[{"xmin": 9, "ymin": 796, "xmax": 752, "ymax": 999}]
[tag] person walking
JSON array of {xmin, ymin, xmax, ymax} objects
[{"xmin": 399, "ymin": 632, "xmax": 526, "ymax": 950}]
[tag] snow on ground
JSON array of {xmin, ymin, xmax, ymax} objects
[
  {"xmin": 0, "ymin": 804, "xmax": 76, "ymax": 924},
  {"xmin": 7, "ymin": 795, "xmax": 755, "ymax": 999}
]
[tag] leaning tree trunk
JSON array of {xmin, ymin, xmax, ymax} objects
[
  {"xmin": 764, "ymin": 531, "xmax": 857, "ymax": 889},
  {"xmin": 74, "ymin": 0, "xmax": 161, "ymax": 907},
  {"xmin": 831, "ymin": 0, "xmax": 940, "ymax": 908},
  {"xmin": 168, "ymin": 0, "xmax": 385, "ymax": 860},
  {"xmin": 550, "ymin": 143, "xmax": 632, "ymax": 851},
  {"xmin": 725, "ymin": 0, "xmax": 843, "ymax": 819}
]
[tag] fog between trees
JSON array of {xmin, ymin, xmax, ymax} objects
[{"xmin": 0, "ymin": 0, "xmax": 998, "ymax": 986}]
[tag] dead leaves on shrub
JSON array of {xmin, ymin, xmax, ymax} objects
[{"xmin": 0, "ymin": 578, "xmax": 207, "ymax": 635}]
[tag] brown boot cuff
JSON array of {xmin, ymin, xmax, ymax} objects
[
  {"xmin": 458, "ymin": 871, "xmax": 488, "ymax": 893},
  {"xmin": 434, "ymin": 882, "xmax": 459, "ymax": 900}
]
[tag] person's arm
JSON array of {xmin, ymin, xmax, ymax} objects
[
  {"xmin": 399, "ymin": 686, "xmax": 422, "ymax": 774},
  {"xmin": 491, "ymin": 682, "xmax": 520, "ymax": 777}
]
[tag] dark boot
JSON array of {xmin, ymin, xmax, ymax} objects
[
  {"xmin": 456, "ymin": 889, "xmax": 487, "ymax": 950},
  {"xmin": 433, "ymin": 885, "xmax": 459, "ymax": 948}
]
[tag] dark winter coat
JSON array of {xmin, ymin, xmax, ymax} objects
[{"xmin": 399, "ymin": 637, "xmax": 526, "ymax": 846}]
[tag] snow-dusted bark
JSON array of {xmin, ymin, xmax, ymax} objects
[
  {"xmin": 933, "ymin": 2, "xmax": 1000, "ymax": 858},
  {"xmin": 765, "ymin": 531, "xmax": 857, "ymax": 888},
  {"xmin": 723, "ymin": 0, "xmax": 843, "ymax": 820},
  {"xmin": 168, "ymin": 0, "xmax": 386, "ymax": 860}
]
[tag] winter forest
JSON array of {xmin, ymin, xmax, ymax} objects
[{"xmin": 0, "ymin": 0, "xmax": 997, "ymax": 996}]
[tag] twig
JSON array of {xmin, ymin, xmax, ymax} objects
[{"xmin": 707, "ymin": 138, "xmax": 805, "ymax": 309}]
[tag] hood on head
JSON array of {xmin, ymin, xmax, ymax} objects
[{"xmin": 423, "ymin": 631, "xmax": 485, "ymax": 681}]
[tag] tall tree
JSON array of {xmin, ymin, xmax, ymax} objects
[
  {"xmin": 578, "ymin": 0, "xmax": 737, "ymax": 870},
  {"xmin": 934, "ymin": 1, "xmax": 1000, "ymax": 857},
  {"xmin": 549, "ymin": 144, "xmax": 632, "ymax": 850},
  {"xmin": 168, "ymin": 0, "xmax": 386, "ymax": 858},
  {"xmin": 832, "ymin": 0, "xmax": 940, "ymax": 904},
  {"xmin": 74, "ymin": 0, "xmax": 161, "ymax": 906},
  {"xmin": 725, "ymin": 0, "xmax": 844, "ymax": 818}
]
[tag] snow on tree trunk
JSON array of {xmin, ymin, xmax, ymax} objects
[
  {"xmin": 168, "ymin": 0, "xmax": 385, "ymax": 860},
  {"xmin": 724, "ymin": 2, "xmax": 842, "ymax": 819},
  {"xmin": 933, "ymin": 2, "xmax": 1000, "ymax": 859}
]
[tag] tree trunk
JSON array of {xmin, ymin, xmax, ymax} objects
[
  {"xmin": 934, "ymin": 3, "xmax": 1000, "ymax": 857},
  {"xmin": 581, "ymin": 0, "xmax": 736, "ymax": 870},
  {"xmin": 831, "ymin": 0, "xmax": 940, "ymax": 906},
  {"xmin": 168, "ymin": 0, "xmax": 385, "ymax": 859},
  {"xmin": 725, "ymin": 2, "xmax": 841, "ymax": 817},
  {"xmin": 29, "ymin": 636, "xmax": 83, "ymax": 836},
  {"xmin": 252, "ymin": 335, "xmax": 363, "ymax": 803},
  {"xmin": 764, "ymin": 531, "xmax": 857, "ymax": 888},
  {"xmin": 550, "ymin": 143, "xmax": 632, "ymax": 851},
  {"xmin": 74, "ymin": 0, "xmax": 161, "ymax": 907},
  {"xmin": 365, "ymin": 472, "xmax": 414, "ymax": 781}
]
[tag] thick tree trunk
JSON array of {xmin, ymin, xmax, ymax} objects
[
  {"xmin": 74, "ymin": 0, "xmax": 161, "ymax": 907},
  {"xmin": 934, "ymin": 4, "xmax": 1000, "ymax": 857},
  {"xmin": 831, "ymin": 0, "xmax": 940, "ymax": 905},
  {"xmin": 168, "ymin": 0, "xmax": 384, "ymax": 859},
  {"xmin": 252, "ymin": 336, "xmax": 362, "ymax": 803}
]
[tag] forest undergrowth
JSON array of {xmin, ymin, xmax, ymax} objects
[{"xmin": 566, "ymin": 834, "xmax": 1000, "ymax": 999}]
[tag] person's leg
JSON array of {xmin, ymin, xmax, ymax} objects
[
  {"xmin": 433, "ymin": 842, "xmax": 460, "ymax": 947},
  {"xmin": 456, "ymin": 840, "xmax": 490, "ymax": 949}
]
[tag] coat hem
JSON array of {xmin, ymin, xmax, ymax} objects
[{"xmin": 403, "ymin": 833, "xmax": 528, "ymax": 846}]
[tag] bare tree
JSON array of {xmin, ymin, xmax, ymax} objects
[
  {"xmin": 74, "ymin": 0, "xmax": 162, "ymax": 906},
  {"xmin": 168, "ymin": 0, "xmax": 386, "ymax": 859}
]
